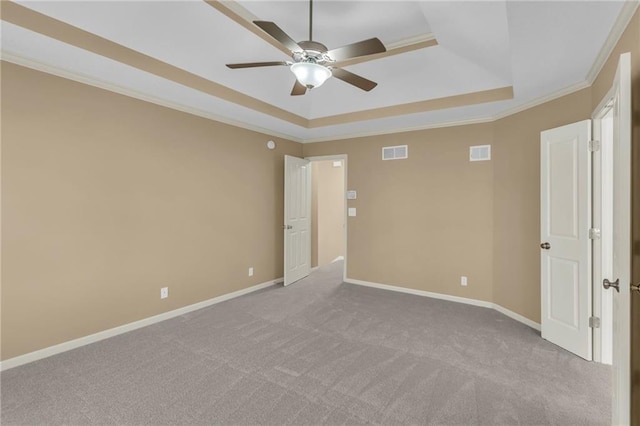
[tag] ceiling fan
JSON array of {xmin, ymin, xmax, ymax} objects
[{"xmin": 226, "ymin": 0, "xmax": 387, "ymax": 96}]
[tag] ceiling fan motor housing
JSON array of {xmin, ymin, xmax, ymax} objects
[{"xmin": 296, "ymin": 40, "xmax": 332, "ymax": 64}]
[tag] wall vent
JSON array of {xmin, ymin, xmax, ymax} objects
[
  {"xmin": 382, "ymin": 145, "xmax": 408, "ymax": 161},
  {"xmin": 470, "ymin": 145, "xmax": 491, "ymax": 161}
]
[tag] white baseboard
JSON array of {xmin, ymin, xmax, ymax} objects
[
  {"xmin": 344, "ymin": 278, "xmax": 493, "ymax": 308},
  {"xmin": 492, "ymin": 303, "xmax": 541, "ymax": 331},
  {"xmin": 344, "ymin": 278, "xmax": 541, "ymax": 331},
  {"xmin": 0, "ymin": 277, "xmax": 282, "ymax": 372}
]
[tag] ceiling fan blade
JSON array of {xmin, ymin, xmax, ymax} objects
[
  {"xmin": 331, "ymin": 68, "xmax": 377, "ymax": 92},
  {"xmin": 226, "ymin": 61, "xmax": 288, "ymax": 69},
  {"xmin": 326, "ymin": 38, "xmax": 386, "ymax": 62},
  {"xmin": 291, "ymin": 80, "xmax": 307, "ymax": 96},
  {"xmin": 254, "ymin": 21, "xmax": 303, "ymax": 54}
]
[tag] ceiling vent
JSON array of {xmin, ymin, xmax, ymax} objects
[
  {"xmin": 382, "ymin": 145, "xmax": 408, "ymax": 161},
  {"xmin": 470, "ymin": 145, "xmax": 491, "ymax": 161}
]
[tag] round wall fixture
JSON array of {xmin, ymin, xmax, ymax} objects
[{"xmin": 267, "ymin": 140, "xmax": 276, "ymax": 150}]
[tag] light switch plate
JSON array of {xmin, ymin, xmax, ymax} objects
[
  {"xmin": 346, "ymin": 190, "xmax": 357, "ymax": 200},
  {"xmin": 348, "ymin": 208, "xmax": 357, "ymax": 217}
]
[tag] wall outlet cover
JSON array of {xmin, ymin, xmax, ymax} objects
[
  {"xmin": 461, "ymin": 276, "xmax": 468, "ymax": 286},
  {"xmin": 160, "ymin": 287, "xmax": 169, "ymax": 299},
  {"xmin": 348, "ymin": 207, "xmax": 357, "ymax": 217},
  {"xmin": 248, "ymin": 267, "xmax": 254, "ymax": 277}
]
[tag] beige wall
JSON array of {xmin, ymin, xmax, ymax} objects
[
  {"xmin": 311, "ymin": 160, "xmax": 344, "ymax": 267},
  {"xmin": 303, "ymin": 89, "xmax": 593, "ymax": 323},
  {"xmin": 304, "ymin": 124, "xmax": 495, "ymax": 303},
  {"xmin": 303, "ymin": 89, "xmax": 594, "ymax": 323},
  {"xmin": 491, "ymin": 88, "xmax": 592, "ymax": 322},
  {"xmin": 1, "ymin": 62, "xmax": 302, "ymax": 360}
]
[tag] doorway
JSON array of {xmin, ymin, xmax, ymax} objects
[{"xmin": 308, "ymin": 155, "xmax": 347, "ymax": 280}]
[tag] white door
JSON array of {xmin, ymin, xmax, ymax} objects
[
  {"xmin": 609, "ymin": 52, "xmax": 631, "ymax": 426},
  {"xmin": 284, "ymin": 155, "xmax": 311, "ymax": 286},
  {"xmin": 540, "ymin": 120, "xmax": 592, "ymax": 360}
]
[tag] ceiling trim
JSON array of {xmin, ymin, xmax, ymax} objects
[
  {"xmin": 0, "ymin": 51, "xmax": 304, "ymax": 143},
  {"xmin": 305, "ymin": 80, "xmax": 591, "ymax": 143},
  {"xmin": 0, "ymin": 50, "xmax": 615, "ymax": 145},
  {"xmin": 333, "ymin": 33, "xmax": 438, "ymax": 68},
  {"xmin": 308, "ymin": 86, "xmax": 514, "ymax": 128},
  {"xmin": 8, "ymin": 46, "xmax": 588, "ymax": 145},
  {"xmin": 303, "ymin": 116, "xmax": 495, "ymax": 144},
  {"xmin": 585, "ymin": 0, "xmax": 639, "ymax": 85},
  {"xmin": 0, "ymin": 0, "xmax": 309, "ymax": 127},
  {"xmin": 206, "ymin": 0, "xmax": 439, "ymax": 69},
  {"xmin": 0, "ymin": 0, "xmax": 502, "ymax": 129},
  {"xmin": 492, "ymin": 80, "xmax": 590, "ymax": 121}
]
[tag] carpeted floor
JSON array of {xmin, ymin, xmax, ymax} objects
[{"xmin": 1, "ymin": 261, "xmax": 611, "ymax": 425}]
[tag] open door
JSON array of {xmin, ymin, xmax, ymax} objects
[
  {"xmin": 283, "ymin": 155, "xmax": 311, "ymax": 286},
  {"xmin": 608, "ymin": 52, "xmax": 631, "ymax": 426},
  {"xmin": 540, "ymin": 119, "xmax": 592, "ymax": 360}
]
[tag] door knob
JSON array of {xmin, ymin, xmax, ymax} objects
[
  {"xmin": 603, "ymin": 278, "xmax": 620, "ymax": 292},
  {"xmin": 540, "ymin": 242, "xmax": 551, "ymax": 250},
  {"xmin": 631, "ymin": 283, "xmax": 640, "ymax": 293}
]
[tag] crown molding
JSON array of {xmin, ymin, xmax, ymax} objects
[
  {"xmin": 585, "ymin": 0, "xmax": 639, "ymax": 85},
  {"xmin": 0, "ymin": 50, "xmax": 600, "ymax": 146},
  {"xmin": 302, "ymin": 116, "xmax": 495, "ymax": 143},
  {"xmin": 303, "ymin": 80, "xmax": 591, "ymax": 143},
  {"xmin": 492, "ymin": 80, "xmax": 590, "ymax": 121},
  {"xmin": 0, "ymin": 51, "xmax": 304, "ymax": 143}
]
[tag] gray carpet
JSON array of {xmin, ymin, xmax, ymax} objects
[{"xmin": 1, "ymin": 261, "xmax": 611, "ymax": 425}]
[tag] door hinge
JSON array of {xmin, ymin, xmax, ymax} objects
[
  {"xmin": 589, "ymin": 316, "xmax": 601, "ymax": 328},
  {"xmin": 589, "ymin": 140, "xmax": 600, "ymax": 152},
  {"xmin": 589, "ymin": 228, "xmax": 601, "ymax": 239}
]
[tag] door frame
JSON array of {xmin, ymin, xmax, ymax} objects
[
  {"xmin": 591, "ymin": 52, "xmax": 632, "ymax": 424},
  {"xmin": 592, "ymin": 95, "xmax": 616, "ymax": 364},
  {"xmin": 306, "ymin": 154, "xmax": 348, "ymax": 283}
]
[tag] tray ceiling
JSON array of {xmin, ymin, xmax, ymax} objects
[{"xmin": 0, "ymin": 0, "xmax": 629, "ymax": 142}]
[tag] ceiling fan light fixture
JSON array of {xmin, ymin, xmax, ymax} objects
[{"xmin": 290, "ymin": 62, "xmax": 332, "ymax": 89}]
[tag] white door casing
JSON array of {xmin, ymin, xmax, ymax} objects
[
  {"xmin": 610, "ymin": 52, "xmax": 631, "ymax": 426},
  {"xmin": 284, "ymin": 155, "xmax": 311, "ymax": 286},
  {"xmin": 540, "ymin": 119, "xmax": 592, "ymax": 360},
  {"xmin": 592, "ymin": 106, "xmax": 614, "ymax": 365}
]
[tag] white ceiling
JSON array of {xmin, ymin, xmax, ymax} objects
[{"xmin": 0, "ymin": 0, "xmax": 630, "ymax": 142}]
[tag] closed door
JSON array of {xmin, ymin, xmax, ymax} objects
[
  {"xmin": 540, "ymin": 119, "xmax": 591, "ymax": 360},
  {"xmin": 284, "ymin": 155, "xmax": 311, "ymax": 286}
]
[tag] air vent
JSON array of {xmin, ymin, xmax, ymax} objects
[
  {"xmin": 470, "ymin": 145, "xmax": 491, "ymax": 161},
  {"xmin": 382, "ymin": 145, "xmax": 408, "ymax": 161}
]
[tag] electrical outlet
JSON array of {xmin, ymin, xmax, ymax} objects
[
  {"xmin": 248, "ymin": 267, "xmax": 254, "ymax": 277},
  {"xmin": 160, "ymin": 287, "xmax": 169, "ymax": 299},
  {"xmin": 461, "ymin": 276, "xmax": 468, "ymax": 286}
]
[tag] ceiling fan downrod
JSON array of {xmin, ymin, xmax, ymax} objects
[
  {"xmin": 225, "ymin": 0, "xmax": 386, "ymax": 95},
  {"xmin": 309, "ymin": 0, "xmax": 313, "ymax": 42}
]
